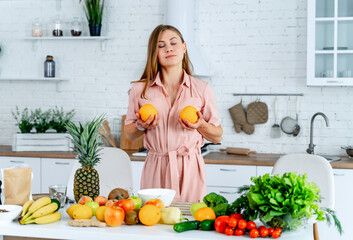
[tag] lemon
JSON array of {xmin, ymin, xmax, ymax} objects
[
  {"xmin": 66, "ymin": 204, "xmax": 81, "ymax": 219},
  {"xmin": 72, "ymin": 205, "xmax": 93, "ymax": 219}
]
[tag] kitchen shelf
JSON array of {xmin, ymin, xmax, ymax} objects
[
  {"xmin": 0, "ymin": 77, "xmax": 69, "ymax": 92},
  {"xmin": 24, "ymin": 36, "xmax": 112, "ymax": 51}
]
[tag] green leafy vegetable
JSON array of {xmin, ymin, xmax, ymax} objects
[
  {"xmin": 203, "ymin": 192, "xmax": 230, "ymax": 217},
  {"xmin": 229, "ymin": 173, "xmax": 342, "ymax": 234}
]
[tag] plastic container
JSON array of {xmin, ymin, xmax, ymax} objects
[{"xmin": 44, "ymin": 55, "xmax": 55, "ymax": 78}]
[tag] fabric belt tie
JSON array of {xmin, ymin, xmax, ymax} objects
[{"xmin": 148, "ymin": 146, "xmax": 200, "ymax": 198}]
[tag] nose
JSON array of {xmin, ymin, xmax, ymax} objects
[{"xmin": 166, "ymin": 45, "xmax": 173, "ymax": 52}]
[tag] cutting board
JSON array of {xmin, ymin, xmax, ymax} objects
[{"xmin": 119, "ymin": 115, "xmax": 144, "ymax": 151}]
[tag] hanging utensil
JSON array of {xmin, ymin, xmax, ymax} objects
[
  {"xmin": 292, "ymin": 98, "xmax": 301, "ymax": 137},
  {"xmin": 280, "ymin": 97, "xmax": 297, "ymax": 135},
  {"xmin": 270, "ymin": 98, "xmax": 281, "ymax": 138}
]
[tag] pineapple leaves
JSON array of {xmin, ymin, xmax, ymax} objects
[{"xmin": 65, "ymin": 114, "xmax": 105, "ymax": 169}]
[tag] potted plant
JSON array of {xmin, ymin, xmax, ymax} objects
[
  {"xmin": 12, "ymin": 106, "xmax": 34, "ymax": 133},
  {"xmin": 80, "ymin": 0, "xmax": 105, "ymax": 36},
  {"xmin": 50, "ymin": 106, "xmax": 75, "ymax": 133},
  {"xmin": 65, "ymin": 115, "xmax": 105, "ymax": 202},
  {"xmin": 32, "ymin": 108, "xmax": 52, "ymax": 133}
]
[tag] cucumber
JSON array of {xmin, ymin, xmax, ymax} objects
[
  {"xmin": 173, "ymin": 220, "xmax": 200, "ymax": 232},
  {"xmin": 200, "ymin": 219, "xmax": 215, "ymax": 231}
]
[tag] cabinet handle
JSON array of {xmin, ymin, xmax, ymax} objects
[
  {"xmin": 10, "ymin": 160, "xmax": 24, "ymax": 163},
  {"xmin": 55, "ymin": 162, "xmax": 70, "ymax": 165},
  {"xmin": 219, "ymin": 191, "xmax": 237, "ymax": 194},
  {"xmin": 220, "ymin": 168, "xmax": 237, "ymax": 172},
  {"xmin": 334, "ymin": 173, "xmax": 345, "ymax": 177}
]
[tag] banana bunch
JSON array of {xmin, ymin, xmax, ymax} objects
[{"xmin": 19, "ymin": 197, "xmax": 61, "ymax": 225}]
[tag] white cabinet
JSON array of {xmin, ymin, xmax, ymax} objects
[
  {"xmin": 131, "ymin": 161, "xmax": 144, "ymax": 194},
  {"xmin": 206, "ymin": 164, "xmax": 256, "ymax": 203},
  {"xmin": 307, "ymin": 0, "xmax": 353, "ymax": 86},
  {"xmin": 41, "ymin": 158, "xmax": 74, "ymax": 193},
  {"xmin": 0, "ymin": 156, "xmax": 41, "ymax": 194},
  {"xmin": 256, "ymin": 166, "xmax": 273, "ymax": 176},
  {"xmin": 317, "ymin": 168, "xmax": 353, "ymax": 240}
]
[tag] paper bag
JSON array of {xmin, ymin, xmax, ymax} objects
[{"xmin": 3, "ymin": 168, "xmax": 32, "ymax": 205}]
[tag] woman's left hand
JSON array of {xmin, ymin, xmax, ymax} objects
[{"xmin": 179, "ymin": 111, "xmax": 206, "ymax": 131}]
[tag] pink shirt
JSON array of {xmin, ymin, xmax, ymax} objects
[{"xmin": 125, "ymin": 71, "xmax": 220, "ymax": 202}]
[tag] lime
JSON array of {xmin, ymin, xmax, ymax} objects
[{"xmin": 51, "ymin": 198, "xmax": 61, "ymax": 211}]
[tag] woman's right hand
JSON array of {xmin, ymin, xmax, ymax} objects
[{"xmin": 135, "ymin": 113, "xmax": 159, "ymax": 130}]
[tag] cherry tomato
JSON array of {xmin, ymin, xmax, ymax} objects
[
  {"xmin": 258, "ymin": 226, "xmax": 267, "ymax": 231},
  {"xmin": 230, "ymin": 213, "xmax": 244, "ymax": 219},
  {"xmin": 268, "ymin": 227, "xmax": 274, "ymax": 236},
  {"xmin": 272, "ymin": 229, "xmax": 281, "ymax": 239},
  {"xmin": 234, "ymin": 228, "xmax": 244, "ymax": 236},
  {"xmin": 249, "ymin": 228, "xmax": 259, "ymax": 238},
  {"xmin": 225, "ymin": 226, "xmax": 234, "ymax": 236},
  {"xmin": 276, "ymin": 228, "xmax": 282, "ymax": 233},
  {"xmin": 246, "ymin": 221, "xmax": 257, "ymax": 230},
  {"xmin": 228, "ymin": 217, "xmax": 238, "ymax": 228},
  {"xmin": 260, "ymin": 228, "xmax": 269, "ymax": 237},
  {"xmin": 237, "ymin": 219, "xmax": 247, "ymax": 230},
  {"xmin": 214, "ymin": 216, "xmax": 230, "ymax": 233}
]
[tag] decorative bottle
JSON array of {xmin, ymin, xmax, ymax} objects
[
  {"xmin": 32, "ymin": 18, "xmax": 43, "ymax": 37},
  {"xmin": 71, "ymin": 17, "xmax": 82, "ymax": 36},
  {"xmin": 44, "ymin": 55, "xmax": 55, "ymax": 78}
]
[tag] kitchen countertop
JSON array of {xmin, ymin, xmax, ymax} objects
[
  {"xmin": 0, "ymin": 207, "xmax": 314, "ymax": 240},
  {"xmin": 1, "ymin": 145, "xmax": 352, "ymax": 169}
]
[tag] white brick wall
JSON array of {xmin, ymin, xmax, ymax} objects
[{"xmin": 0, "ymin": 0, "xmax": 352, "ymax": 156}]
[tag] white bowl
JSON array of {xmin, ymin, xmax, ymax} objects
[
  {"xmin": 137, "ymin": 188, "xmax": 176, "ymax": 206},
  {"xmin": 0, "ymin": 205, "xmax": 22, "ymax": 223}
]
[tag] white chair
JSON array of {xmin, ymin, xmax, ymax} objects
[
  {"xmin": 67, "ymin": 147, "xmax": 133, "ymax": 201},
  {"xmin": 272, "ymin": 153, "xmax": 334, "ymax": 240}
]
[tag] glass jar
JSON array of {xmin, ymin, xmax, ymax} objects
[
  {"xmin": 44, "ymin": 55, "xmax": 55, "ymax": 78},
  {"xmin": 52, "ymin": 16, "xmax": 63, "ymax": 37},
  {"xmin": 71, "ymin": 17, "xmax": 82, "ymax": 37},
  {"xmin": 32, "ymin": 18, "xmax": 43, "ymax": 37}
]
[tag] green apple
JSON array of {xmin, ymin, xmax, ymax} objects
[
  {"xmin": 85, "ymin": 201, "xmax": 100, "ymax": 216},
  {"xmin": 190, "ymin": 202, "xmax": 207, "ymax": 216},
  {"xmin": 128, "ymin": 196, "xmax": 142, "ymax": 210}
]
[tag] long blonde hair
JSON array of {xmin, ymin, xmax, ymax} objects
[{"xmin": 134, "ymin": 25, "xmax": 193, "ymax": 99}]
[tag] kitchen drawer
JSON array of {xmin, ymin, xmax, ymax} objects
[
  {"xmin": 257, "ymin": 166, "xmax": 273, "ymax": 177},
  {"xmin": 207, "ymin": 186, "xmax": 241, "ymax": 203},
  {"xmin": 206, "ymin": 164, "xmax": 256, "ymax": 188},
  {"xmin": 41, "ymin": 158, "xmax": 74, "ymax": 193},
  {"xmin": 0, "ymin": 156, "xmax": 41, "ymax": 194}
]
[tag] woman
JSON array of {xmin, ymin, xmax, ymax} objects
[{"xmin": 125, "ymin": 25, "xmax": 222, "ymax": 202}]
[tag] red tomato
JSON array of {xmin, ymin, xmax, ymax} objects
[
  {"xmin": 260, "ymin": 228, "xmax": 269, "ymax": 237},
  {"xmin": 225, "ymin": 226, "xmax": 234, "ymax": 236},
  {"xmin": 268, "ymin": 227, "xmax": 274, "ymax": 236},
  {"xmin": 230, "ymin": 213, "xmax": 244, "ymax": 219},
  {"xmin": 214, "ymin": 216, "xmax": 230, "ymax": 233},
  {"xmin": 228, "ymin": 217, "xmax": 238, "ymax": 228},
  {"xmin": 258, "ymin": 226, "xmax": 267, "ymax": 231},
  {"xmin": 237, "ymin": 219, "xmax": 247, "ymax": 230},
  {"xmin": 234, "ymin": 228, "xmax": 244, "ymax": 236},
  {"xmin": 272, "ymin": 229, "xmax": 281, "ymax": 238},
  {"xmin": 249, "ymin": 228, "xmax": 259, "ymax": 238},
  {"xmin": 246, "ymin": 221, "xmax": 257, "ymax": 230},
  {"xmin": 276, "ymin": 228, "xmax": 282, "ymax": 233}
]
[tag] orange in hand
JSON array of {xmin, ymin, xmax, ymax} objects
[
  {"xmin": 180, "ymin": 106, "xmax": 198, "ymax": 124},
  {"xmin": 139, "ymin": 104, "xmax": 158, "ymax": 122},
  {"xmin": 194, "ymin": 207, "xmax": 216, "ymax": 221}
]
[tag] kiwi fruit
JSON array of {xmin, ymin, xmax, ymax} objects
[
  {"xmin": 108, "ymin": 188, "xmax": 129, "ymax": 200},
  {"xmin": 124, "ymin": 211, "xmax": 139, "ymax": 225}
]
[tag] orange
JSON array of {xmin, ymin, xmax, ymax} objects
[
  {"xmin": 95, "ymin": 206, "xmax": 108, "ymax": 222},
  {"xmin": 138, "ymin": 204, "xmax": 161, "ymax": 226},
  {"xmin": 139, "ymin": 104, "xmax": 158, "ymax": 122},
  {"xmin": 180, "ymin": 106, "xmax": 198, "ymax": 124},
  {"xmin": 194, "ymin": 207, "xmax": 216, "ymax": 221}
]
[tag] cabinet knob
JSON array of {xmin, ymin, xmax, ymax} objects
[
  {"xmin": 220, "ymin": 168, "xmax": 237, "ymax": 172},
  {"xmin": 55, "ymin": 162, "xmax": 70, "ymax": 165}
]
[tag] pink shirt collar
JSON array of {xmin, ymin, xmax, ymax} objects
[{"xmin": 151, "ymin": 70, "xmax": 191, "ymax": 88}]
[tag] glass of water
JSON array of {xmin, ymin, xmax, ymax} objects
[{"xmin": 49, "ymin": 185, "xmax": 67, "ymax": 208}]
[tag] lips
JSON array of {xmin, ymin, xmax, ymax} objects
[{"xmin": 166, "ymin": 55, "xmax": 176, "ymax": 58}]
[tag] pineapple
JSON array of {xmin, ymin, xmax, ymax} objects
[{"xmin": 65, "ymin": 115, "xmax": 105, "ymax": 203}]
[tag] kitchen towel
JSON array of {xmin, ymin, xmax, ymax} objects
[{"xmin": 246, "ymin": 101, "xmax": 268, "ymax": 124}]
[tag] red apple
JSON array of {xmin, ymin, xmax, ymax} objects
[
  {"xmin": 94, "ymin": 196, "xmax": 108, "ymax": 206},
  {"xmin": 116, "ymin": 199, "xmax": 135, "ymax": 212},
  {"xmin": 104, "ymin": 206, "xmax": 125, "ymax": 227},
  {"xmin": 145, "ymin": 199, "xmax": 164, "ymax": 209},
  {"xmin": 78, "ymin": 196, "xmax": 93, "ymax": 205},
  {"xmin": 105, "ymin": 199, "xmax": 118, "ymax": 207}
]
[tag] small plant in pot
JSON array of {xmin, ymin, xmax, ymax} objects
[
  {"xmin": 32, "ymin": 108, "xmax": 51, "ymax": 133},
  {"xmin": 12, "ymin": 106, "xmax": 34, "ymax": 133},
  {"xmin": 50, "ymin": 106, "xmax": 75, "ymax": 133},
  {"xmin": 80, "ymin": 0, "xmax": 105, "ymax": 36}
]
